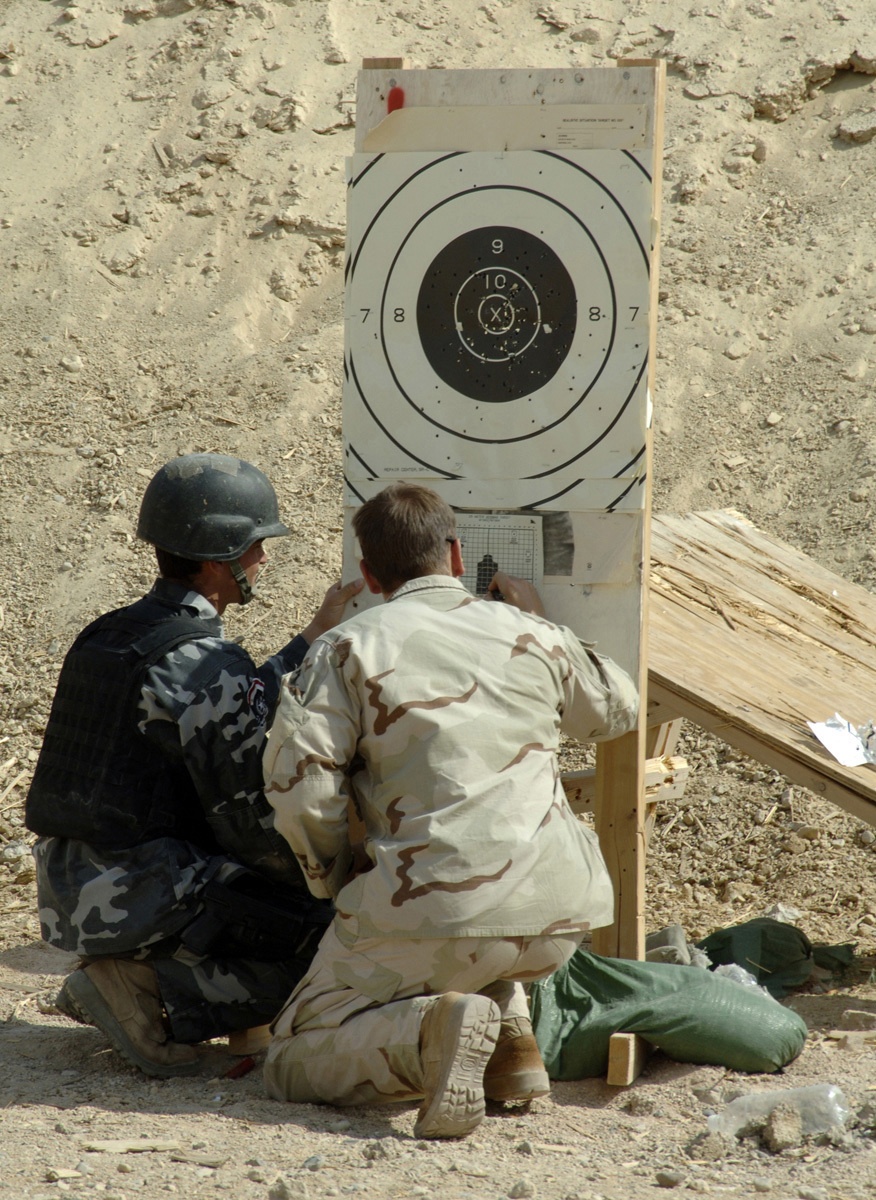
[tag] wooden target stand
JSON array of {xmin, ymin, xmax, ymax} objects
[{"xmin": 346, "ymin": 53, "xmax": 668, "ymax": 962}]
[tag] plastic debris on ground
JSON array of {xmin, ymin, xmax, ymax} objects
[{"xmin": 707, "ymin": 1083, "xmax": 850, "ymax": 1138}]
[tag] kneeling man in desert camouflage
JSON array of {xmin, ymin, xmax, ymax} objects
[{"xmin": 262, "ymin": 482, "xmax": 638, "ymax": 1138}]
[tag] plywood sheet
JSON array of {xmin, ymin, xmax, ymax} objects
[
  {"xmin": 649, "ymin": 510, "xmax": 876, "ymax": 822},
  {"xmin": 354, "ymin": 66, "xmax": 664, "ymax": 151}
]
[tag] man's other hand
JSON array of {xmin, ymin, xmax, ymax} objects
[
  {"xmin": 302, "ymin": 578, "xmax": 364, "ymax": 643},
  {"xmin": 487, "ymin": 571, "xmax": 546, "ymax": 617}
]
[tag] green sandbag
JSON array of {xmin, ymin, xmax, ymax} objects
[
  {"xmin": 696, "ymin": 917, "xmax": 813, "ymax": 997},
  {"xmin": 530, "ymin": 950, "xmax": 808, "ymax": 1080}
]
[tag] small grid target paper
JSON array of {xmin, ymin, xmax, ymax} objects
[{"xmin": 456, "ymin": 513, "xmax": 543, "ymax": 596}]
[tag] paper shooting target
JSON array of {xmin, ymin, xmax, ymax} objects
[{"xmin": 343, "ymin": 149, "xmax": 652, "ymax": 512}]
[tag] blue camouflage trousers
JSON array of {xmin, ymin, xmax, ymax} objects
[{"xmin": 33, "ymin": 835, "xmax": 321, "ymax": 1044}]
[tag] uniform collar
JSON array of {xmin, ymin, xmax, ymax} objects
[
  {"xmin": 151, "ymin": 577, "xmax": 221, "ymax": 623},
  {"xmin": 387, "ymin": 574, "xmax": 470, "ymax": 602}
]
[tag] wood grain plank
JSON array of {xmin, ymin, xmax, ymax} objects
[
  {"xmin": 606, "ymin": 1032, "xmax": 650, "ymax": 1087},
  {"xmin": 648, "ymin": 511, "xmax": 876, "ymax": 825}
]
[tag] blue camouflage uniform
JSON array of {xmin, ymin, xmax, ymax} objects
[{"xmin": 30, "ymin": 578, "xmax": 325, "ymax": 1044}]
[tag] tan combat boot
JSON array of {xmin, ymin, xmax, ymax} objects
[
  {"xmin": 483, "ymin": 1016, "xmax": 550, "ymax": 1103},
  {"xmin": 62, "ymin": 959, "xmax": 201, "ymax": 1078},
  {"xmin": 415, "ymin": 992, "xmax": 500, "ymax": 1140}
]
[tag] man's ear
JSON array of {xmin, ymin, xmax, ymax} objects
[
  {"xmin": 359, "ymin": 560, "xmax": 384, "ymax": 595},
  {"xmin": 194, "ymin": 559, "xmax": 222, "ymax": 588},
  {"xmin": 449, "ymin": 538, "xmax": 465, "ymax": 579}
]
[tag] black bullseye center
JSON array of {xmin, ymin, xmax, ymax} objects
[{"xmin": 416, "ymin": 226, "xmax": 576, "ymax": 403}]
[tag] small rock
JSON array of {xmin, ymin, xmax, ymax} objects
[
  {"xmin": 569, "ymin": 26, "xmax": 601, "ymax": 43},
  {"xmin": 100, "ymin": 230, "xmax": 146, "ymax": 274},
  {"xmin": 0, "ymin": 842, "xmax": 28, "ymax": 863},
  {"xmin": 508, "ymin": 1181, "xmax": 536, "ymax": 1199},
  {"xmin": 724, "ymin": 339, "xmax": 751, "ymax": 360},
  {"xmin": 362, "ymin": 1140, "xmax": 398, "ymax": 1161},
  {"xmin": 765, "ymin": 411, "xmax": 782, "ymax": 426},
  {"xmin": 841, "ymin": 357, "xmax": 868, "ymax": 381},
  {"xmin": 202, "ymin": 143, "xmax": 235, "ymax": 164},
  {"xmin": 836, "ymin": 109, "xmax": 876, "ymax": 144},
  {"xmin": 192, "ymin": 84, "xmax": 235, "ymax": 110},
  {"xmin": 302, "ymin": 1156, "xmax": 324, "ymax": 1171},
  {"xmin": 60, "ymin": 354, "xmax": 83, "ymax": 372},
  {"xmin": 829, "ymin": 1030, "xmax": 873, "ymax": 1051},
  {"xmin": 516, "ymin": 1140, "xmax": 535, "ymax": 1155},
  {"xmin": 268, "ymin": 1177, "xmax": 309, "ymax": 1200},
  {"xmin": 761, "ymin": 1101, "xmax": 802, "ymax": 1152},
  {"xmin": 752, "ymin": 1178, "xmax": 771, "ymax": 1193},
  {"xmin": 783, "ymin": 834, "xmax": 808, "ymax": 855},
  {"xmin": 685, "ymin": 1131, "xmax": 728, "ymax": 1162},
  {"xmin": 655, "ymin": 1169, "xmax": 684, "ymax": 1188},
  {"xmin": 269, "ymin": 268, "xmax": 296, "ymax": 303},
  {"xmin": 841, "ymin": 1008, "xmax": 876, "ymax": 1031}
]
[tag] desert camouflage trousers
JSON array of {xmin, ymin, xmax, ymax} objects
[
  {"xmin": 34, "ymin": 835, "xmax": 322, "ymax": 1045},
  {"xmin": 264, "ymin": 923, "xmax": 582, "ymax": 1107}
]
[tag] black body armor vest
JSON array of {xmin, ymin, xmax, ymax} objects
[{"xmin": 26, "ymin": 593, "xmax": 222, "ymax": 851}]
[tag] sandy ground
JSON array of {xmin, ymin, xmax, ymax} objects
[{"xmin": 2, "ymin": 0, "xmax": 876, "ymax": 1196}]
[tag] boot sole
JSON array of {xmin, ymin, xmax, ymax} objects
[
  {"xmin": 55, "ymin": 977, "xmax": 93, "ymax": 1027},
  {"xmin": 64, "ymin": 969, "xmax": 203, "ymax": 1079},
  {"xmin": 414, "ymin": 996, "xmax": 500, "ymax": 1139}
]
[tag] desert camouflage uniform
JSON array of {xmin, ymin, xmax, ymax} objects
[
  {"xmin": 262, "ymin": 574, "xmax": 639, "ymax": 1103},
  {"xmin": 33, "ymin": 579, "xmax": 320, "ymax": 1044}
]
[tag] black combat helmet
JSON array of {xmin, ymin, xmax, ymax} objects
[{"xmin": 137, "ymin": 455, "xmax": 289, "ymax": 602}]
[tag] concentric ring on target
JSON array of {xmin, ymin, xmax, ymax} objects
[
  {"xmin": 345, "ymin": 150, "xmax": 651, "ymax": 479},
  {"xmin": 415, "ymin": 226, "xmax": 576, "ymax": 402}
]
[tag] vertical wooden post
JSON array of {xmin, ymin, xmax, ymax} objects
[
  {"xmin": 592, "ymin": 60, "xmax": 665, "ymax": 962},
  {"xmin": 592, "ymin": 728, "xmax": 647, "ymax": 959}
]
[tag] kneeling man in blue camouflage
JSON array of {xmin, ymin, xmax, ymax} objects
[
  {"xmin": 262, "ymin": 482, "xmax": 639, "ymax": 1138},
  {"xmin": 26, "ymin": 454, "xmax": 361, "ymax": 1077}
]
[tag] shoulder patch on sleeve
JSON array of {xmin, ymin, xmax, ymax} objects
[{"xmin": 247, "ymin": 677, "xmax": 269, "ymax": 723}]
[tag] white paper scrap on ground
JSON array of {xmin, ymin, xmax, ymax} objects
[{"xmin": 807, "ymin": 713, "xmax": 876, "ymax": 767}]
